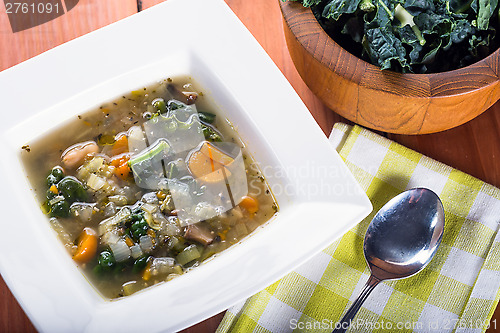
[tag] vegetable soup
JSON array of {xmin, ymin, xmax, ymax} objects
[{"xmin": 21, "ymin": 77, "xmax": 278, "ymax": 299}]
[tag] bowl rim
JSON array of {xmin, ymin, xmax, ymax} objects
[{"xmin": 279, "ymin": 0, "xmax": 500, "ymax": 97}]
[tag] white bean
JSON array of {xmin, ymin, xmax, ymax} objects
[{"xmin": 61, "ymin": 141, "xmax": 99, "ymax": 169}]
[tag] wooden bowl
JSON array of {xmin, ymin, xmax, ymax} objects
[{"xmin": 279, "ymin": 0, "xmax": 500, "ymax": 134}]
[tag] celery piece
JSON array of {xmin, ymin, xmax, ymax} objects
[
  {"xmin": 200, "ymin": 244, "xmax": 218, "ymax": 261},
  {"xmin": 176, "ymin": 244, "xmax": 201, "ymax": 266},
  {"xmin": 234, "ymin": 223, "xmax": 248, "ymax": 238},
  {"xmin": 122, "ymin": 281, "xmax": 139, "ymax": 296},
  {"xmin": 129, "ymin": 139, "xmax": 170, "ymax": 167}
]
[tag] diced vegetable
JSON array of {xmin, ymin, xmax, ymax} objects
[
  {"xmin": 187, "ymin": 141, "xmax": 234, "ymax": 183},
  {"xmin": 110, "ymin": 154, "xmax": 131, "ymax": 180},
  {"xmin": 200, "ymin": 141, "xmax": 233, "ymax": 165},
  {"xmin": 50, "ymin": 217, "xmax": 77, "ymax": 254},
  {"xmin": 141, "ymin": 192, "xmax": 159, "ymax": 205},
  {"xmin": 142, "ymin": 260, "xmax": 152, "ymax": 281},
  {"xmin": 139, "ymin": 235, "xmax": 154, "ymax": 253},
  {"xmin": 141, "ymin": 203, "xmax": 157, "ymax": 214},
  {"xmin": 111, "ymin": 134, "xmax": 128, "ymax": 156},
  {"xmin": 160, "ymin": 195, "xmax": 175, "ymax": 214},
  {"xmin": 49, "ymin": 184, "xmax": 58, "ymax": 194},
  {"xmin": 122, "ymin": 281, "xmax": 139, "ymax": 296},
  {"xmin": 234, "ymin": 223, "xmax": 248, "ymax": 237},
  {"xmin": 176, "ymin": 244, "xmax": 201, "ymax": 266},
  {"xmin": 124, "ymin": 235, "xmax": 134, "ymax": 247},
  {"xmin": 168, "ymin": 236, "xmax": 187, "ymax": 253},
  {"xmin": 83, "ymin": 157, "xmax": 104, "ymax": 174},
  {"xmin": 101, "ymin": 231, "xmax": 120, "ymax": 246},
  {"xmin": 166, "ymin": 273, "xmax": 181, "ymax": 281},
  {"xmin": 129, "ymin": 140, "xmax": 170, "ymax": 167},
  {"xmin": 73, "ymin": 227, "xmax": 98, "ymax": 264},
  {"xmin": 127, "ymin": 126, "xmax": 147, "ymax": 154},
  {"xmin": 104, "ymin": 202, "xmax": 117, "ymax": 218},
  {"xmin": 130, "ymin": 244, "xmax": 143, "ymax": 259},
  {"xmin": 87, "ymin": 173, "xmax": 106, "ymax": 191},
  {"xmin": 70, "ymin": 202, "xmax": 95, "ymax": 221},
  {"xmin": 45, "ymin": 171, "xmax": 88, "ymax": 218},
  {"xmin": 200, "ymin": 243, "xmax": 219, "ymax": 261},
  {"xmin": 98, "ymin": 207, "xmax": 132, "ymax": 235},
  {"xmin": 149, "ymin": 257, "xmax": 176, "ymax": 276},
  {"xmin": 108, "ymin": 195, "xmax": 128, "ymax": 206},
  {"xmin": 109, "ymin": 239, "xmax": 131, "ymax": 262}
]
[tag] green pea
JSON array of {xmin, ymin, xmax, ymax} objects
[
  {"xmin": 98, "ymin": 250, "xmax": 116, "ymax": 269},
  {"xmin": 130, "ymin": 219, "xmax": 149, "ymax": 241},
  {"xmin": 51, "ymin": 167, "xmax": 64, "ymax": 181},
  {"xmin": 47, "ymin": 167, "xmax": 64, "ymax": 186}
]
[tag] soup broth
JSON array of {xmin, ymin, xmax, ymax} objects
[{"xmin": 21, "ymin": 77, "xmax": 278, "ymax": 299}]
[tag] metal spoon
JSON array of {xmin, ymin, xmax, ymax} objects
[{"xmin": 332, "ymin": 188, "xmax": 445, "ymax": 333}]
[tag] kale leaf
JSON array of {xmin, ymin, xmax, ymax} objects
[
  {"xmin": 294, "ymin": 0, "xmax": 499, "ymax": 73},
  {"xmin": 365, "ymin": 26, "xmax": 411, "ymax": 71},
  {"xmin": 477, "ymin": 0, "xmax": 499, "ymax": 29},
  {"xmin": 322, "ymin": 0, "xmax": 363, "ymax": 20}
]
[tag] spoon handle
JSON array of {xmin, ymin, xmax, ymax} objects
[{"xmin": 332, "ymin": 275, "xmax": 381, "ymax": 333}]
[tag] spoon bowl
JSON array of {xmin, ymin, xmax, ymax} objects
[
  {"xmin": 333, "ymin": 188, "xmax": 444, "ymax": 333},
  {"xmin": 365, "ymin": 188, "xmax": 445, "ymax": 280}
]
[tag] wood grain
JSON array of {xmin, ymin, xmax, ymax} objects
[
  {"xmin": 0, "ymin": 0, "xmax": 138, "ymax": 71},
  {"xmin": 1, "ymin": 0, "xmax": 500, "ymax": 332},
  {"xmin": 0, "ymin": 1, "xmax": 138, "ymax": 332},
  {"xmin": 389, "ymin": 101, "xmax": 500, "ymax": 187},
  {"xmin": 279, "ymin": 0, "xmax": 500, "ymax": 134}
]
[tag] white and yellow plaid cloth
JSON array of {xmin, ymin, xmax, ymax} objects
[{"xmin": 217, "ymin": 123, "xmax": 500, "ymax": 333}]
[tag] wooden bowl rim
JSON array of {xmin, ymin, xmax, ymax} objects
[{"xmin": 279, "ymin": 0, "xmax": 500, "ymax": 98}]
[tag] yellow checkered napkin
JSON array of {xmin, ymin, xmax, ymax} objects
[{"xmin": 217, "ymin": 123, "xmax": 500, "ymax": 333}]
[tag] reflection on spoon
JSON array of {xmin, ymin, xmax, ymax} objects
[{"xmin": 332, "ymin": 188, "xmax": 445, "ymax": 333}]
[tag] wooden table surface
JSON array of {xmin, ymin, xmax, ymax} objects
[{"xmin": 1, "ymin": 0, "xmax": 499, "ymax": 332}]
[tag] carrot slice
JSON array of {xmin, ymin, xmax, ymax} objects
[
  {"xmin": 187, "ymin": 142, "xmax": 234, "ymax": 183},
  {"xmin": 239, "ymin": 196, "xmax": 259, "ymax": 214},
  {"xmin": 142, "ymin": 261, "xmax": 152, "ymax": 281},
  {"xmin": 199, "ymin": 142, "xmax": 233, "ymax": 165},
  {"xmin": 73, "ymin": 228, "xmax": 98, "ymax": 264},
  {"xmin": 111, "ymin": 134, "xmax": 128, "ymax": 156},
  {"xmin": 110, "ymin": 154, "xmax": 131, "ymax": 180}
]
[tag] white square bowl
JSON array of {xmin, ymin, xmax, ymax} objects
[{"xmin": 0, "ymin": 0, "xmax": 372, "ymax": 332}]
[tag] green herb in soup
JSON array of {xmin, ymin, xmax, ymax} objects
[{"xmin": 21, "ymin": 77, "xmax": 278, "ymax": 299}]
